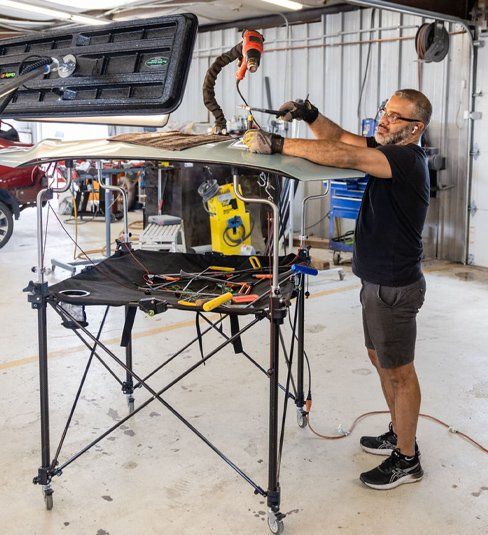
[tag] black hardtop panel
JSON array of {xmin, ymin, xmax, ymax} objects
[{"xmin": 0, "ymin": 14, "xmax": 198, "ymax": 118}]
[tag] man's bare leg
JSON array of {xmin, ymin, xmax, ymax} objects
[
  {"xmin": 383, "ymin": 362, "xmax": 421, "ymax": 457},
  {"xmin": 367, "ymin": 348, "xmax": 397, "ymax": 431}
]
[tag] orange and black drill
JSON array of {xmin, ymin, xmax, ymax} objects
[
  {"xmin": 236, "ymin": 30, "xmax": 264, "ymax": 81},
  {"xmin": 203, "ymin": 29, "xmax": 264, "ymax": 134}
]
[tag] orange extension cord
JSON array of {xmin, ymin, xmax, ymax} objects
[{"xmin": 306, "ymin": 406, "xmax": 488, "ymax": 454}]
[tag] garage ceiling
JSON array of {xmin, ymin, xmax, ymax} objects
[{"xmin": 0, "ymin": 0, "xmax": 344, "ymax": 33}]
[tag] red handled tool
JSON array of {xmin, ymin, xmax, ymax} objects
[{"xmin": 232, "ymin": 294, "xmax": 259, "ymax": 304}]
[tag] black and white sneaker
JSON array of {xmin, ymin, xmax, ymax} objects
[
  {"xmin": 360, "ymin": 422, "xmax": 397, "ymax": 455},
  {"xmin": 360, "ymin": 448, "xmax": 424, "ymax": 490}
]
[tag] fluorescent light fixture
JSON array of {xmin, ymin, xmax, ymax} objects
[
  {"xmin": 2, "ymin": 0, "xmax": 110, "ymax": 25},
  {"xmin": 45, "ymin": 0, "xmax": 132, "ymax": 9},
  {"xmin": 259, "ymin": 0, "xmax": 303, "ymax": 11}
]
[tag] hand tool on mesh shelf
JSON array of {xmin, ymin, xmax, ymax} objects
[
  {"xmin": 151, "ymin": 263, "xmax": 274, "ymax": 280},
  {"xmin": 209, "ymin": 265, "xmax": 235, "ymax": 272},
  {"xmin": 291, "ymin": 263, "xmax": 319, "ymax": 276},
  {"xmin": 168, "ymin": 273, "xmax": 254, "ymax": 300},
  {"xmin": 231, "ymin": 282, "xmax": 252, "ymax": 295},
  {"xmin": 232, "ymin": 294, "xmax": 259, "ymax": 304},
  {"xmin": 139, "ymin": 283, "xmax": 224, "ymax": 308},
  {"xmin": 178, "ymin": 290, "xmax": 234, "ymax": 309},
  {"xmin": 178, "ymin": 269, "xmax": 250, "ymax": 289},
  {"xmin": 203, "ymin": 291, "xmax": 234, "ymax": 311},
  {"xmin": 249, "ymin": 256, "xmax": 261, "ymax": 269},
  {"xmin": 157, "ymin": 285, "xmax": 220, "ymax": 300},
  {"xmin": 178, "ymin": 293, "xmax": 234, "ymax": 310},
  {"xmin": 145, "ymin": 270, "xmax": 241, "ymax": 293},
  {"xmin": 180, "ymin": 266, "xmax": 212, "ymax": 292}
]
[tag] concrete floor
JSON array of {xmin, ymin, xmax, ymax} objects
[{"xmin": 0, "ymin": 207, "xmax": 487, "ymax": 535}]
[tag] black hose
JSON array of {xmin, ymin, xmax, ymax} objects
[
  {"xmin": 202, "ymin": 43, "xmax": 243, "ymax": 133},
  {"xmin": 415, "ymin": 22, "xmax": 449, "ymax": 63},
  {"xmin": 222, "ymin": 220, "xmax": 255, "ymax": 247}
]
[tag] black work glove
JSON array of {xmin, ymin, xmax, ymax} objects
[
  {"xmin": 243, "ymin": 130, "xmax": 284, "ymax": 155},
  {"xmin": 277, "ymin": 99, "xmax": 319, "ymax": 124}
]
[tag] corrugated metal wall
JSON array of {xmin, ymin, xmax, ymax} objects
[
  {"xmin": 470, "ymin": 40, "xmax": 488, "ymax": 267},
  {"xmin": 170, "ymin": 8, "xmax": 472, "ymax": 262}
]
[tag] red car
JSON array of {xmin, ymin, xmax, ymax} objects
[{"xmin": 0, "ymin": 124, "xmax": 47, "ymax": 248}]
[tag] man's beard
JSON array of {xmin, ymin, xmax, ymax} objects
[{"xmin": 374, "ymin": 124, "xmax": 412, "ymax": 145}]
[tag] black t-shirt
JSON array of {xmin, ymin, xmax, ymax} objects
[{"xmin": 352, "ymin": 137, "xmax": 429, "ymax": 287}]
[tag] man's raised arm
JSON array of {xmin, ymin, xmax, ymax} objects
[{"xmin": 278, "ymin": 99, "xmax": 367, "ymax": 147}]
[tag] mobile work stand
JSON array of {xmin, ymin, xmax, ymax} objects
[{"xmin": 27, "ymin": 165, "xmax": 316, "ymax": 534}]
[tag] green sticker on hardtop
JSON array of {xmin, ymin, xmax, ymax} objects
[{"xmin": 145, "ymin": 57, "xmax": 168, "ymax": 68}]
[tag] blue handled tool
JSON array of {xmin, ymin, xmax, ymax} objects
[{"xmin": 291, "ymin": 264, "xmax": 318, "ymax": 276}]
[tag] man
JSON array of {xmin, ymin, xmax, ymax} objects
[{"xmin": 243, "ymin": 89, "xmax": 431, "ymax": 490}]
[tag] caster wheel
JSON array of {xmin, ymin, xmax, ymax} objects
[
  {"xmin": 296, "ymin": 410, "xmax": 307, "ymax": 429},
  {"xmin": 339, "ymin": 269, "xmax": 345, "ymax": 281},
  {"xmin": 268, "ymin": 516, "xmax": 284, "ymax": 534},
  {"xmin": 333, "ymin": 252, "xmax": 341, "ymax": 266},
  {"xmin": 44, "ymin": 490, "xmax": 53, "ymax": 511}
]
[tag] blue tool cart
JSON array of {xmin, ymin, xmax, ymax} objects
[{"xmin": 328, "ymin": 178, "xmax": 369, "ymax": 265}]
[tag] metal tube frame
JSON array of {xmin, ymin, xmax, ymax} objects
[
  {"xmin": 30, "ymin": 170, "xmax": 299, "ymax": 530},
  {"xmin": 43, "ymin": 303, "xmax": 291, "ymax": 494},
  {"xmin": 123, "ymin": 305, "xmax": 135, "ymax": 411},
  {"xmin": 53, "ymin": 303, "xmax": 267, "ymax": 494},
  {"xmin": 30, "ymin": 162, "xmax": 74, "ymax": 507},
  {"xmin": 30, "ymin": 290, "xmax": 301, "ymax": 517},
  {"xmin": 299, "ymin": 182, "xmax": 331, "ymax": 249},
  {"xmin": 295, "ymin": 183, "xmax": 333, "ymax": 421},
  {"xmin": 232, "ymin": 172, "xmax": 286, "ymax": 527},
  {"xmin": 96, "ymin": 160, "xmax": 130, "ymax": 255},
  {"xmin": 233, "ymin": 173, "xmax": 280, "ymax": 295}
]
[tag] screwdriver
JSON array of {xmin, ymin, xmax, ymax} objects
[{"xmin": 238, "ymin": 104, "xmax": 285, "ymax": 117}]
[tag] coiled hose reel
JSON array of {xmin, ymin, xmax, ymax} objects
[
  {"xmin": 415, "ymin": 21, "xmax": 450, "ymax": 63},
  {"xmin": 197, "ymin": 178, "xmax": 220, "ymax": 215}
]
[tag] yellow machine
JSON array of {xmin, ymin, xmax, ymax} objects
[{"xmin": 205, "ymin": 183, "xmax": 252, "ymax": 255}]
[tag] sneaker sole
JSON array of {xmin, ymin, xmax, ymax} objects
[
  {"xmin": 360, "ymin": 444, "xmax": 394, "ymax": 456},
  {"xmin": 360, "ymin": 472, "xmax": 423, "ymax": 490}
]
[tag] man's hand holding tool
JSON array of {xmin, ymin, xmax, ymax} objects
[{"xmin": 277, "ymin": 98, "xmax": 319, "ymax": 123}]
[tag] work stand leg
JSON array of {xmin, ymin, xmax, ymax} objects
[
  {"xmin": 27, "ymin": 283, "xmax": 54, "ymax": 510},
  {"xmin": 267, "ymin": 296, "xmax": 286, "ymax": 534},
  {"xmin": 295, "ymin": 273, "xmax": 308, "ymax": 428},
  {"xmin": 122, "ymin": 305, "xmax": 135, "ymax": 413}
]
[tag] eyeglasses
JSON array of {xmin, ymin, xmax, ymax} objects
[{"xmin": 378, "ymin": 106, "xmax": 422, "ymax": 124}]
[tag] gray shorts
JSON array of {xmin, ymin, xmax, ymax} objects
[{"xmin": 360, "ymin": 276, "xmax": 426, "ymax": 369}]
